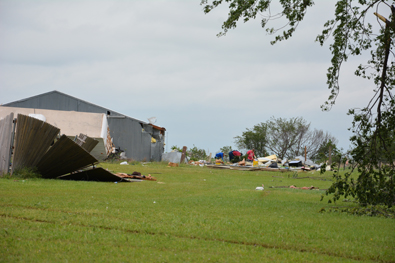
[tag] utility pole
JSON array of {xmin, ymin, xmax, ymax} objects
[
  {"xmin": 304, "ymin": 146, "xmax": 307, "ymax": 163},
  {"xmin": 180, "ymin": 146, "xmax": 187, "ymax": 164}
]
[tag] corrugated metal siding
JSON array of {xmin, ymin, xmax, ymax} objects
[
  {"xmin": 142, "ymin": 123, "xmax": 153, "ymax": 134},
  {"xmin": 140, "ymin": 132, "xmax": 152, "ymax": 161},
  {"xmin": 107, "ymin": 118, "xmax": 151, "ymax": 161},
  {"xmin": 151, "ymin": 140, "xmax": 164, "ymax": 162},
  {"xmin": 0, "ymin": 113, "xmax": 14, "ymax": 175},
  {"xmin": 152, "ymin": 129, "xmax": 162, "ymax": 140}
]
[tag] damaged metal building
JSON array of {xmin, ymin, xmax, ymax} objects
[{"xmin": 2, "ymin": 90, "xmax": 165, "ymax": 161}]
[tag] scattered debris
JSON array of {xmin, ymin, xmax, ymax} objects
[
  {"xmin": 255, "ymin": 184, "xmax": 264, "ymax": 191},
  {"xmin": 269, "ymin": 185, "xmax": 323, "ymax": 190},
  {"xmin": 115, "ymin": 172, "xmax": 156, "ymax": 181},
  {"xmin": 188, "ymin": 160, "xmax": 206, "ymax": 166},
  {"xmin": 290, "ymin": 185, "xmax": 317, "ymax": 190},
  {"xmin": 294, "ymin": 176, "xmax": 331, "ymax": 181}
]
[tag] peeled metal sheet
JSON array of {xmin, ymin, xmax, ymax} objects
[
  {"xmin": 37, "ymin": 135, "xmax": 98, "ymax": 178},
  {"xmin": 75, "ymin": 133, "xmax": 99, "ymax": 153},
  {"xmin": 82, "ymin": 137, "xmax": 99, "ymax": 153},
  {"xmin": 12, "ymin": 114, "xmax": 60, "ymax": 172},
  {"xmin": 58, "ymin": 167, "xmax": 126, "ymax": 182}
]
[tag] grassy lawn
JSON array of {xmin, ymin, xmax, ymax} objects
[{"xmin": 1, "ymin": 162, "xmax": 394, "ymax": 262}]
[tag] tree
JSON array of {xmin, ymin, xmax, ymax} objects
[
  {"xmin": 264, "ymin": 116, "xmax": 338, "ymax": 160},
  {"xmin": 188, "ymin": 145, "xmax": 207, "ymax": 161},
  {"xmin": 265, "ymin": 116, "xmax": 310, "ymax": 159},
  {"xmin": 201, "ymin": 1, "xmax": 395, "ymax": 207},
  {"xmin": 297, "ymin": 129, "xmax": 339, "ymax": 161},
  {"xmin": 234, "ymin": 122, "xmax": 268, "ymax": 156},
  {"xmin": 220, "ymin": 145, "xmax": 233, "ymax": 155},
  {"xmin": 315, "ymin": 139, "xmax": 342, "ymax": 165},
  {"xmin": 171, "ymin": 145, "xmax": 183, "ymax": 152}
]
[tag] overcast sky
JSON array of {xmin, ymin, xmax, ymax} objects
[{"xmin": 0, "ymin": 1, "xmax": 378, "ymax": 155}]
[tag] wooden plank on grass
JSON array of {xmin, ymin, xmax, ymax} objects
[
  {"xmin": 229, "ymin": 166, "xmax": 261, "ymax": 171},
  {"xmin": 260, "ymin": 167, "xmax": 290, "ymax": 173},
  {"xmin": 206, "ymin": 164, "xmax": 230, "ymax": 169},
  {"xmin": 37, "ymin": 135, "xmax": 98, "ymax": 178}
]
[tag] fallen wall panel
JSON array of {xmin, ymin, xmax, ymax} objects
[
  {"xmin": 0, "ymin": 113, "xmax": 14, "ymax": 175},
  {"xmin": 12, "ymin": 114, "xmax": 60, "ymax": 172},
  {"xmin": 37, "ymin": 135, "xmax": 98, "ymax": 178},
  {"xmin": 59, "ymin": 167, "xmax": 126, "ymax": 182}
]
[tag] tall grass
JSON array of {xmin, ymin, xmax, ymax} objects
[
  {"xmin": 0, "ymin": 162, "xmax": 394, "ymax": 262},
  {"xmin": 5, "ymin": 167, "xmax": 42, "ymax": 179}
]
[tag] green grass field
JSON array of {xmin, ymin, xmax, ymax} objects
[{"xmin": 1, "ymin": 162, "xmax": 394, "ymax": 262}]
